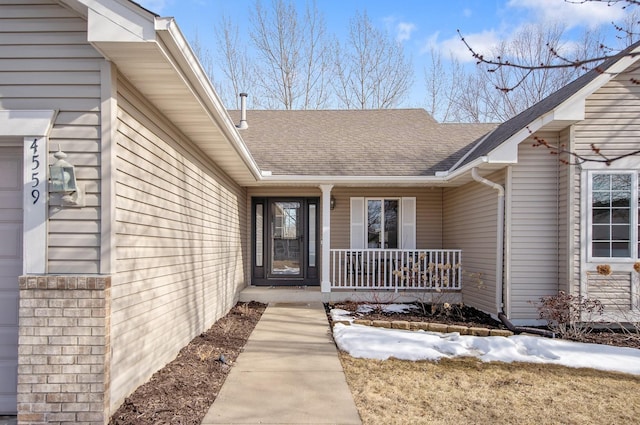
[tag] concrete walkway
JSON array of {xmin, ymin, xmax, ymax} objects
[{"xmin": 201, "ymin": 302, "xmax": 362, "ymax": 425}]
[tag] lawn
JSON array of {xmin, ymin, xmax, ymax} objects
[{"xmin": 339, "ymin": 353, "xmax": 640, "ymax": 425}]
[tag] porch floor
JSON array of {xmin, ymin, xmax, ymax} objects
[
  {"xmin": 238, "ymin": 285, "xmax": 462, "ymax": 305},
  {"xmin": 239, "ymin": 285, "xmax": 324, "ymax": 303}
]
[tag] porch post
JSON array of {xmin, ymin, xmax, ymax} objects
[{"xmin": 320, "ymin": 184, "xmax": 333, "ymax": 293}]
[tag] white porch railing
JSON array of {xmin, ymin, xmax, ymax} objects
[{"xmin": 330, "ymin": 249, "xmax": 462, "ymax": 291}]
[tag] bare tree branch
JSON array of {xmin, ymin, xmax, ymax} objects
[
  {"xmin": 333, "ymin": 10, "xmax": 413, "ymax": 109},
  {"xmin": 248, "ymin": 0, "xmax": 331, "ymax": 109},
  {"xmin": 533, "ymin": 136, "xmax": 640, "ymax": 165},
  {"xmin": 458, "ymin": 0, "xmax": 640, "ymax": 86},
  {"xmin": 213, "ymin": 15, "xmax": 254, "ymax": 108}
]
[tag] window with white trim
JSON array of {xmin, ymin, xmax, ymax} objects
[
  {"xmin": 367, "ymin": 199, "xmax": 399, "ymax": 248},
  {"xmin": 589, "ymin": 171, "xmax": 638, "ymax": 259},
  {"xmin": 350, "ymin": 197, "xmax": 416, "ymax": 249}
]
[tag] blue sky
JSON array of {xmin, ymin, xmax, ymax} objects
[{"xmin": 136, "ymin": 0, "xmax": 631, "ymax": 106}]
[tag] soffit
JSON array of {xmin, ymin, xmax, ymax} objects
[{"xmin": 64, "ymin": 0, "xmax": 261, "ymax": 186}]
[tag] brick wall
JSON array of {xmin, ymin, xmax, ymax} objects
[{"xmin": 17, "ymin": 276, "xmax": 111, "ymax": 425}]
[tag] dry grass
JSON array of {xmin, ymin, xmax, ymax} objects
[{"xmin": 339, "ymin": 353, "xmax": 640, "ymax": 425}]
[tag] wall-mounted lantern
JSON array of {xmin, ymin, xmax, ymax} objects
[
  {"xmin": 330, "ymin": 195, "xmax": 336, "ymax": 210},
  {"xmin": 49, "ymin": 147, "xmax": 84, "ymax": 207}
]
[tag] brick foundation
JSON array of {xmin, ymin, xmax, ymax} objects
[{"xmin": 17, "ymin": 276, "xmax": 111, "ymax": 425}]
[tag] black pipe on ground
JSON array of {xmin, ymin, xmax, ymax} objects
[{"xmin": 498, "ymin": 312, "xmax": 556, "ymax": 338}]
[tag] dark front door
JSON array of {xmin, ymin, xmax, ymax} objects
[{"xmin": 252, "ymin": 197, "xmax": 319, "ymax": 286}]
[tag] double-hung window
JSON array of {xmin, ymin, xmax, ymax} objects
[
  {"xmin": 350, "ymin": 197, "xmax": 416, "ymax": 249},
  {"xmin": 588, "ymin": 171, "xmax": 638, "ymax": 260}
]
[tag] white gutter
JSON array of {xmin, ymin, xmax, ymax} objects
[
  {"xmin": 258, "ymin": 174, "xmax": 450, "ymax": 185},
  {"xmin": 252, "ymin": 154, "xmax": 500, "ymax": 186},
  {"xmin": 471, "ymin": 168, "xmax": 505, "ymax": 315}
]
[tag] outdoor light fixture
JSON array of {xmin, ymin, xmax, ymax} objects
[
  {"xmin": 49, "ymin": 147, "xmax": 84, "ymax": 207},
  {"xmin": 330, "ymin": 196, "xmax": 336, "ymax": 210}
]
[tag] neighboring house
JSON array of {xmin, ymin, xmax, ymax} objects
[{"xmin": 1, "ymin": 0, "xmax": 640, "ymax": 424}]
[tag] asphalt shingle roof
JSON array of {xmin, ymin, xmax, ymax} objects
[{"xmin": 236, "ymin": 109, "xmax": 496, "ymax": 176}]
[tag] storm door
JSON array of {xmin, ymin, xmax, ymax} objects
[{"xmin": 252, "ymin": 198, "xmax": 319, "ymax": 285}]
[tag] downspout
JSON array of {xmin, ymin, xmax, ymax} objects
[
  {"xmin": 471, "ymin": 168, "xmax": 556, "ymax": 338},
  {"xmin": 471, "ymin": 168, "xmax": 505, "ymax": 316}
]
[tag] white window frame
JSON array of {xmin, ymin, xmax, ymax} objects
[
  {"xmin": 586, "ymin": 170, "xmax": 639, "ymax": 262},
  {"xmin": 366, "ymin": 198, "xmax": 401, "ymax": 249},
  {"xmin": 350, "ymin": 197, "xmax": 416, "ymax": 250}
]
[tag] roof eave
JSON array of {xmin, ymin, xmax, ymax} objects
[
  {"xmin": 153, "ymin": 18, "xmax": 263, "ymax": 181},
  {"xmin": 63, "ymin": 0, "xmax": 262, "ymax": 185},
  {"xmin": 254, "ymin": 174, "xmax": 451, "ymax": 187}
]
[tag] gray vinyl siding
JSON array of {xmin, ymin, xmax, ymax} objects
[
  {"xmin": 508, "ymin": 139, "xmax": 560, "ymax": 320},
  {"xmin": 587, "ymin": 272, "xmax": 633, "ymax": 312},
  {"xmin": 572, "ymin": 67, "xmax": 640, "ymax": 316},
  {"xmin": 558, "ymin": 127, "xmax": 573, "ymax": 295},
  {"xmin": 0, "ymin": 0, "xmax": 103, "ymax": 273},
  {"xmin": 576, "ymin": 67, "xmax": 640, "ymax": 159},
  {"xmin": 329, "ymin": 188, "xmax": 444, "ymax": 250},
  {"xmin": 443, "ymin": 171, "xmax": 503, "ymax": 316},
  {"xmin": 110, "ymin": 76, "xmax": 248, "ymax": 412}
]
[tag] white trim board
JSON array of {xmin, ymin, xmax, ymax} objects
[
  {"xmin": 0, "ymin": 110, "xmax": 57, "ymax": 137},
  {"xmin": 0, "ymin": 110, "xmax": 56, "ymax": 274}
]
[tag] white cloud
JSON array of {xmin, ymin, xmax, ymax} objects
[
  {"xmin": 436, "ymin": 29, "xmax": 501, "ymax": 63},
  {"xmin": 396, "ymin": 21, "xmax": 417, "ymax": 42},
  {"xmin": 423, "ymin": 0, "xmax": 627, "ymax": 63},
  {"xmin": 421, "ymin": 31, "xmax": 441, "ymax": 52},
  {"xmin": 383, "ymin": 15, "xmax": 418, "ymax": 43},
  {"xmin": 507, "ymin": 0, "xmax": 626, "ymax": 30},
  {"xmin": 463, "ymin": 8, "xmax": 472, "ymax": 18}
]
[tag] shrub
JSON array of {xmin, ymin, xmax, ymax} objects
[{"xmin": 537, "ymin": 291, "xmax": 604, "ymax": 340}]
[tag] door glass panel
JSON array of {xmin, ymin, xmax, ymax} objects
[
  {"xmin": 309, "ymin": 204, "xmax": 316, "ymax": 267},
  {"xmin": 271, "ymin": 201, "xmax": 302, "ymax": 276},
  {"xmin": 255, "ymin": 203, "xmax": 263, "ymax": 267}
]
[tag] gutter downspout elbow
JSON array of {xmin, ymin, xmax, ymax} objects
[{"xmin": 471, "ymin": 168, "xmax": 505, "ymax": 316}]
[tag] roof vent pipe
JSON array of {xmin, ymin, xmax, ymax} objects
[{"xmin": 238, "ymin": 93, "xmax": 248, "ymax": 130}]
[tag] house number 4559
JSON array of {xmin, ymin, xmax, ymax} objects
[{"xmin": 28, "ymin": 138, "xmax": 44, "ymax": 205}]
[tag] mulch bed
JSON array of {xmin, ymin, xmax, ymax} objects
[
  {"xmin": 108, "ymin": 299, "xmax": 640, "ymax": 425},
  {"xmin": 330, "ymin": 300, "xmax": 504, "ymax": 329},
  {"xmin": 108, "ymin": 301, "xmax": 266, "ymax": 425}
]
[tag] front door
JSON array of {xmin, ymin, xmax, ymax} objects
[
  {"xmin": 252, "ymin": 198, "xmax": 319, "ymax": 286},
  {"xmin": 270, "ymin": 200, "xmax": 303, "ymax": 278}
]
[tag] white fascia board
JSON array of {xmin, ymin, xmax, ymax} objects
[
  {"xmin": 257, "ymin": 155, "xmax": 497, "ymax": 186},
  {"xmin": 487, "ymin": 99, "xmax": 586, "ymax": 164},
  {"xmin": 154, "ymin": 18, "xmax": 263, "ymax": 181},
  {"xmin": 606, "ymin": 45, "xmax": 640, "ymax": 74},
  {"xmin": 485, "ymin": 128, "xmax": 529, "ymax": 163},
  {"xmin": 0, "ymin": 110, "xmax": 57, "ymax": 137},
  {"xmin": 258, "ymin": 174, "xmax": 449, "ymax": 185},
  {"xmin": 79, "ymin": 0, "xmax": 156, "ymax": 42},
  {"xmin": 553, "ymin": 97, "xmax": 585, "ymax": 122}
]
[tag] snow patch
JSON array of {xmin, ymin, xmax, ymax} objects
[{"xmin": 333, "ymin": 324, "xmax": 640, "ymax": 375}]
